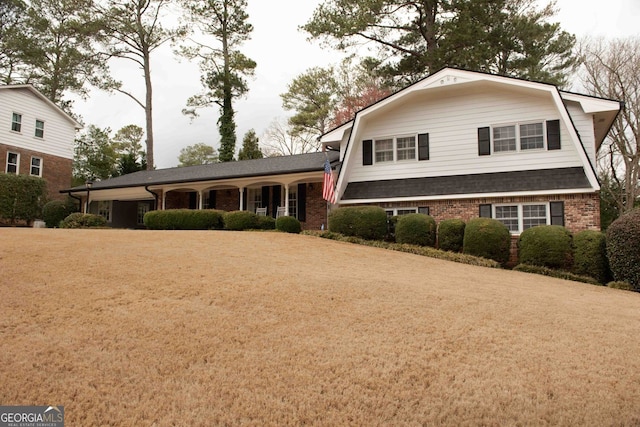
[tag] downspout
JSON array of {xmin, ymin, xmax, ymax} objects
[
  {"xmin": 145, "ymin": 186, "xmax": 160, "ymax": 210},
  {"xmin": 63, "ymin": 191, "xmax": 83, "ymax": 211}
]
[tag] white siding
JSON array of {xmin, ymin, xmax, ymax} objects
[
  {"xmin": 565, "ymin": 101, "xmax": 597, "ymax": 169},
  {"xmin": 0, "ymin": 88, "xmax": 76, "ymax": 159},
  {"xmin": 346, "ymin": 85, "xmax": 583, "ymax": 183}
]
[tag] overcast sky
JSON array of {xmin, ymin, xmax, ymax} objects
[{"xmin": 72, "ymin": 0, "xmax": 640, "ymax": 169}]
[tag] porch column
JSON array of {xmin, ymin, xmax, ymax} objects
[
  {"xmin": 198, "ymin": 190, "xmax": 204, "ymax": 210},
  {"xmin": 239, "ymin": 187, "xmax": 245, "ymax": 211},
  {"xmin": 161, "ymin": 190, "xmax": 166, "ymax": 210},
  {"xmin": 284, "ymin": 184, "xmax": 289, "ymax": 216}
]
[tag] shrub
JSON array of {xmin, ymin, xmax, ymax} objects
[
  {"xmin": 607, "ymin": 281, "xmax": 634, "ymax": 291},
  {"xmin": 276, "ymin": 216, "xmax": 301, "ymax": 233},
  {"xmin": 257, "ymin": 215, "xmax": 276, "ymax": 230},
  {"xmin": 223, "ymin": 210, "xmax": 259, "ymax": 231},
  {"xmin": 328, "ymin": 206, "xmax": 387, "ymax": 240},
  {"xmin": 0, "ymin": 173, "xmax": 47, "ymax": 224},
  {"xmin": 607, "ymin": 208, "xmax": 640, "ymax": 291},
  {"xmin": 517, "ymin": 225, "xmax": 573, "ymax": 270},
  {"xmin": 513, "ymin": 264, "xmax": 600, "ymax": 285},
  {"xmin": 573, "ymin": 230, "xmax": 611, "ymax": 284},
  {"xmin": 60, "ymin": 213, "xmax": 107, "ymax": 228},
  {"xmin": 438, "ymin": 219, "xmax": 466, "ymax": 252},
  {"xmin": 42, "ymin": 199, "xmax": 77, "ymax": 228},
  {"xmin": 143, "ymin": 209, "xmax": 224, "ymax": 230},
  {"xmin": 462, "ymin": 218, "xmax": 511, "ymax": 265},
  {"xmin": 395, "ymin": 213, "xmax": 436, "ymax": 247}
]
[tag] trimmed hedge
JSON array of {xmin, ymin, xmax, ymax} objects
[
  {"xmin": 224, "ymin": 210, "xmax": 259, "ymax": 231},
  {"xmin": 395, "ymin": 213, "xmax": 436, "ymax": 247},
  {"xmin": 513, "ymin": 264, "xmax": 600, "ymax": 285},
  {"xmin": 0, "ymin": 173, "xmax": 47, "ymax": 224},
  {"xmin": 276, "ymin": 216, "xmax": 301, "ymax": 233},
  {"xmin": 573, "ymin": 230, "xmax": 610, "ymax": 284},
  {"xmin": 518, "ymin": 225, "xmax": 573, "ymax": 270},
  {"xmin": 257, "ymin": 215, "xmax": 276, "ymax": 230},
  {"xmin": 328, "ymin": 206, "xmax": 387, "ymax": 240},
  {"xmin": 606, "ymin": 208, "xmax": 640, "ymax": 291},
  {"xmin": 60, "ymin": 213, "xmax": 107, "ymax": 228},
  {"xmin": 42, "ymin": 199, "xmax": 77, "ymax": 228},
  {"xmin": 438, "ymin": 219, "xmax": 466, "ymax": 252},
  {"xmin": 144, "ymin": 209, "xmax": 224, "ymax": 230},
  {"xmin": 607, "ymin": 281, "xmax": 634, "ymax": 291},
  {"xmin": 463, "ymin": 218, "xmax": 511, "ymax": 265}
]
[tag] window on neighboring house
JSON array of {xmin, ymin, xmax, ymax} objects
[
  {"xmin": 30, "ymin": 157, "xmax": 42, "ymax": 176},
  {"xmin": 375, "ymin": 138, "xmax": 394, "ymax": 163},
  {"xmin": 288, "ymin": 186, "xmax": 297, "ymax": 218},
  {"xmin": 11, "ymin": 113, "xmax": 21, "ymax": 132},
  {"xmin": 97, "ymin": 201, "xmax": 111, "ymax": 222},
  {"xmin": 6, "ymin": 152, "xmax": 19, "ymax": 173},
  {"xmin": 495, "ymin": 203, "xmax": 548, "ymax": 233},
  {"xmin": 35, "ymin": 120, "xmax": 45, "ymax": 138},
  {"xmin": 137, "ymin": 202, "xmax": 150, "ymax": 225}
]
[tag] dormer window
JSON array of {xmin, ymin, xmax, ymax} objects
[{"xmin": 11, "ymin": 113, "xmax": 21, "ymax": 132}]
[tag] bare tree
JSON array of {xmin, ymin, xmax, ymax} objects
[
  {"xmin": 579, "ymin": 37, "xmax": 640, "ymax": 215},
  {"xmin": 261, "ymin": 118, "xmax": 321, "ymax": 157}
]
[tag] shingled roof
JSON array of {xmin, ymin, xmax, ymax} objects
[{"xmin": 65, "ymin": 151, "xmax": 340, "ymax": 192}]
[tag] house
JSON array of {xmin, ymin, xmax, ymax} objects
[
  {"xmin": 1, "ymin": 85, "xmax": 81, "ymax": 200},
  {"xmin": 62, "ymin": 68, "xmax": 621, "ymax": 234}
]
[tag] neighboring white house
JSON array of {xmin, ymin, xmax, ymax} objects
[
  {"xmin": 0, "ymin": 85, "xmax": 82, "ymax": 200},
  {"xmin": 63, "ymin": 68, "xmax": 621, "ymax": 234},
  {"xmin": 320, "ymin": 68, "xmax": 621, "ymax": 234}
]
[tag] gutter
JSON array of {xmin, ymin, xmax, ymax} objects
[
  {"xmin": 61, "ymin": 190, "xmax": 83, "ymax": 210},
  {"xmin": 145, "ymin": 185, "xmax": 160, "ymax": 209}
]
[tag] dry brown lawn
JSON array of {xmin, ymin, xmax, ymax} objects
[{"xmin": 1, "ymin": 229, "xmax": 640, "ymax": 426}]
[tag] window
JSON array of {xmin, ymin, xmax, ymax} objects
[
  {"xmin": 396, "ymin": 136, "xmax": 416, "ymax": 161},
  {"xmin": 6, "ymin": 152, "xmax": 19, "ymax": 174},
  {"xmin": 385, "ymin": 207, "xmax": 418, "ymax": 217},
  {"xmin": 493, "ymin": 125, "xmax": 516, "ymax": 152},
  {"xmin": 375, "ymin": 138, "xmax": 394, "ymax": 163},
  {"xmin": 97, "ymin": 201, "xmax": 111, "ymax": 222},
  {"xmin": 494, "ymin": 203, "xmax": 549, "ymax": 233},
  {"xmin": 288, "ymin": 186, "xmax": 297, "ymax": 218},
  {"xmin": 520, "ymin": 123, "xmax": 543, "ymax": 150},
  {"xmin": 491, "ymin": 122, "xmax": 545, "ymax": 153},
  {"xmin": 30, "ymin": 157, "xmax": 42, "ymax": 176},
  {"xmin": 247, "ymin": 188, "xmax": 262, "ymax": 213},
  {"xmin": 35, "ymin": 120, "xmax": 45, "ymax": 138},
  {"xmin": 11, "ymin": 113, "xmax": 21, "ymax": 132},
  {"xmin": 137, "ymin": 202, "xmax": 150, "ymax": 225}
]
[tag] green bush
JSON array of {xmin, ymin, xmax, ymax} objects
[
  {"xmin": 395, "ymin": 213, "xmax": 436, "ymax": 247},
  {"xmin": 438, "ymin": 219, "xmax": 466, "ymax": 252},
  {"xmin": 223, "ymin": 210, "xmax": 259, "ymax": 231},
  {"xmin": 513, "ymin": 264, "xmax": 600, "ymax": 285},
  {"xmin": 462, "ymin": 218, "xmax": 511, "ymax": 265},
  {"xmin": 0, "ymin": 173, "xmax": 47, "ymax": 224},
  {"xmin": 257, "ymin": 215, "xmax": 276, "ymax": 230},
  {"xmin": 276, "ymin": 216, "xmax": 301, "ymax": 233},
  {"xmin": 606, "ymin": 208, "xmax": 640, "ymax": 291},
  {"xmin": 573, "ymin": 230, "xmax": 611, "ymax": 284},
  {"xmin": 42, "ymin": 199, "xmax": 77, "ymax": 228},
  {"xmin": 607, "ymin": 281, "xmax": 634, "ymax": 291},
  {"xmin": 517, "ymin": 225, "xmax": 573, "ymax": 270},
  {"xmin": 60, "ymin": 212, "xmax": 107, "ymax": 228},
  {"xmin": 328, "ymin": 206, "xmax": 387, "ymax": 240},
  {"xmin": 144, "ymin": 209, "xmax": 224, "ymax": 230}
]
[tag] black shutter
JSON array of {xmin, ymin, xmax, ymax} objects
[
  {"xmin": 298, "ymin": 183, "xmax": 307, "ymax": 222},
  {"xmin": 418, "ymin": 206, "xmax": 429, "ymax": 215},
  {"xmin": 209, "ymin": 190, "xmax": 216, "ymax": 209},
  {"xmin": 271, "ymin": 185, "xmax": 281, "ymax": 218},
  {"xmin": 478, "ymin": 127, "xmax": 491, "ymax": 156},
  {"xmin": 418, "ymin": 133, "xmax": 430, "ymax": 161},
  {"xmin": 547, "ymin": 119, "xmax": 561, "ymax": 150},
  {"xmin": 550, "ymin": 201, "xmax": 564, "ymax": 226},
  {"xmin": 242, "ymin": 189, "xmax": 247, "ymax": 212},
  {"xmin": 363, "ymin": 140, "xmax": 373, "ymax": 165},
  {"xmin": 479, "ymin": 204, "xmax": 492, "ymax": 218},
  {"xmin": 261, "ymin": 186, "xmax": 270, "ymax": 214},
  {"xmin": 188, "ymin": 192, "xmax": 197, "ymax": 209}
]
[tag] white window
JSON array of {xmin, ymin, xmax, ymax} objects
[
  {"xmin": 97, "ymin": 201, "xmax": 111, "ymax": 222},
  {"xmin": 30, "ymin": 157, "xmax": 42, "ymax": 177},
  {"xmin": 288, "ymin": 186, "xmax": 297, "ymax": 218},
  {"xmin": 35, "ymin": 120, "xmax": 45, "ymax": 138},
  {"xmin": 137, "ymin": 202, "xmax": 150, "ymax": 225},
  {"xmin": 494, "ymin": 203, "xmax": 549, "ymax": 233},
  {"xmin": 396, "ymin": 136, "xmax": 416, "ymax": 161},
  {"xmin": 385, "ymin": 207, "xmax": 418, "ymax": 217},
  {"xmin": 492, "ymin": 122, "xmax": 545, "ymax": 153},
  {"xmin": 247, "ymin": 188, "xmax": 262, "ymax": 213},
  {"xmin": 6, "ymin": 152, "xmax": 19, "ymax": 173},
  {"xmin": 374, "ymin": 135, "xmax": 418, "ymax": 163},
  {"xmin": 11, "ymin": 113, "xmax": 21, "ymax": 132},
  {"xmin": 375, "ymin": 138, "xmax": 394, "ymax": 163}
]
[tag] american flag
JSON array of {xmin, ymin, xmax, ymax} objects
[{"xmin": 322, "ymin": 158, "xmax": 337, "ymax": 203}]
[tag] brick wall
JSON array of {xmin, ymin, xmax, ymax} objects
[
  {"xmin": 303, "ymin": 181, "xmax": 327, "ymax": 230},
  {"xmin": 215, "ymin": 189, "xmax": 240, "ymax": 212},
  {"xmin": 0, "ymin": 144, "xmax": 72, "ymax": 201}
]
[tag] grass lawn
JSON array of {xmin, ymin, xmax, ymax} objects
[{"xmin": 1, "ymin": 228, "xmax": 640, "ymax": 425}]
